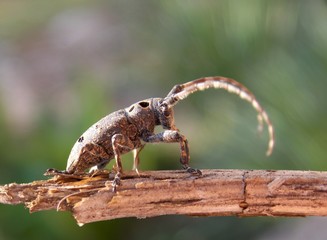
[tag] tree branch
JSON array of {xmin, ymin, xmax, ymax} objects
[{"xmin": 1, "ymin": 169, "xmax": 327, "ymax": 226}]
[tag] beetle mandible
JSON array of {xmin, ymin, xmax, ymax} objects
[{"xmin": 46, "ymin": 76, "xmax": 275, "ymax": 192}]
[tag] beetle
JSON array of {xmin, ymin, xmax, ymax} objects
[{"xmin": 46, "ymin": 76, "xmax": 274, "ymax": 192}]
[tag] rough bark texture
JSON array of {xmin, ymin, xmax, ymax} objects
[{"xmin": 1, "ymin": 169, "xmax": 327, "ymax": 226}]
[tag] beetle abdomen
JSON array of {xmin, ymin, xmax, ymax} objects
[{"xmin": 66, "ymin": 110, "xmax": 130, "ymax": 173}]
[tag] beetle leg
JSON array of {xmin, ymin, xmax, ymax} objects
[
  {"xmin": 111, "ymin": 134, "xmax": 134, "ymax": 192},
  {"xmin": 88, "ymin": 160, "xmax": 109, "ymax": 175},
  {"xmin": 133, "ymin": 145, "xmax": 145, "ymax": 175},
  {"xmin": 143, "ymin": 130, "xmax": 202, "ymax": 175}
]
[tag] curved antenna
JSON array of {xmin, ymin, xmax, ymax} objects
[{"xmin": 163, "ymin": 76, "xmax": 274, "ymax": 156}]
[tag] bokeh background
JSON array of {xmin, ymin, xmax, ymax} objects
[{"xmin": 1, "ymin": 1, "xmax": 327, "ymax": 239}]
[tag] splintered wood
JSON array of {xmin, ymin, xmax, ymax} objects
[{"xmin": 1, "ymin": 169, "xmax": 327, "ymax": 225}]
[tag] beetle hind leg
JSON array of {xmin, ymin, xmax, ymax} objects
[{"xmin": 88, "ymin": 159, "xmax": 110, "ymax": 176}]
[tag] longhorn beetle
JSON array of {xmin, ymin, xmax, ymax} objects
[{"xmin": 46, "ymin": 76, "xmax": 275, "ymax": 192}]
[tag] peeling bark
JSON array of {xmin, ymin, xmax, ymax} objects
[{"xmin": 1, "ymin": 169, "xmax": 327, "ymax": 226}]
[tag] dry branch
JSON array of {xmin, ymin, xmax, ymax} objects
[{"xmin": 1, "ymin": 169, "xmax": 327, "ymax": 226}]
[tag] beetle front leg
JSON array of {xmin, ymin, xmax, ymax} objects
[{"xmin": 143, "ymin": 130, "xmax": 202, "ymax": 175}]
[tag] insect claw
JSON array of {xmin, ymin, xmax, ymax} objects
[
  {"xmin": 112, "ymin": 172, "xmax": 121, "ymax": 192},
  {"xmin": 185, "ymin": 166, "xmax": 202, "ymax": 176},
  {"xmin": 135, "ymin": 168, "xmax": 140, "ymax": 176},
  {"xmin": 44, "ymin": 168, "xmax": 67, "ymax": 176},
  {"xmin": 112, "ymin": 185, "xmax": 117, "ymax": 193}
]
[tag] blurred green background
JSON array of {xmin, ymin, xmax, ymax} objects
[{"xmin": 1, "ymin": 0, "xmax": 327, "ymax": 239}]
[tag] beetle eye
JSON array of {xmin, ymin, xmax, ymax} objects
[{"xmin": 139, "ymin": 101, "xmax": 149, "ymax": 108}]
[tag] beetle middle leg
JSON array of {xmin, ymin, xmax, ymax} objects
[
  {"xmin": 111, "ymin": 133, "xmax": 134, "ymax": 192},
  {"xmin": 133, "ymin": 145, "xmax": 145, "ymax": 175},
  {"xmin": 143, "ymin": 130, "xmax": 202, "ymax": 175}
]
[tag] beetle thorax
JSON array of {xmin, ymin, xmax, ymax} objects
[{"xmin": 125, "ymin": 98, "xmax": 158, "ymax": 133}]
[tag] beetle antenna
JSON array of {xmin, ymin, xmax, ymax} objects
[{"xmin": 163, "ymin": 76, "xmax": 274, "ymax": 156}]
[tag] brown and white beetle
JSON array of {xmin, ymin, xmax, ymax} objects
[{"xmin": 46, "ymin": 76, "xmax": 274, "ymax": 192}]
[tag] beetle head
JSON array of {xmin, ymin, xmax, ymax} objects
[{"xmin": 156, "ymin": 99, "xmax": 177, "ymax": 130}]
